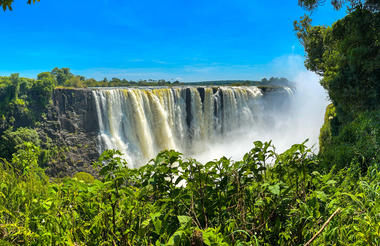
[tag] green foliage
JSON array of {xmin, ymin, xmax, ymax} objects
[
  {"xmin": 51, "ymin": 67, "xmax": 74, "ymax": 86},
  {"xmin": 320, "ymin": 109, "xmax": 380, "ymax": 172},
  {"xmin": 28, "ymin": 76, "xmax": 54, "ymax": 111},
  {"xmin": 319, "ymin": 103, "xmax": 338, "ymax": 154},
  {"xmin": 0, "ymin": 70, "xmax": 292, "ymax": 92},
  {"xmin": 0, "ymin": 73, "xmax": 54, "ymax": 166},
  {"xmin": 85, "ymin": 78, "xmax": 182, "ymax": 87},
  {"xmin": 0, "ymin": 74, "xmax": 54, "ymax": 132},
  {"xmin": 0, "ymin": 127, "xmax": 40, "ymax": 160},
  {"xmin": 64, "ymin": 76, "xmax": 85, "ymax": 88},
  {"xmin": 0, "ymin": 141, "xmax": 378, "ymax": 245},
  {"xmin": 0, "ymin": 0, "xmax": 40, "ymax": 11},
  {"xmin": 296, "ymin": 1, "xmax": 380, "ymax": 173},
  {"xmin": 10, "ymin": 142, "xmax": 45, "ymax": 177},
  {"xmin": 295, "ymin": 7, "xmax": 380, "ymax": 119},
  {"xmin": 298, "ymin": 0, "xmax": 380, "ymax": 11},
  {"xmin": 73, "ymin": 172, "xmax": 95, "ymax": 184},
  {"xmin": 10, "ymin": 73, "xmax": 20, "ymax": 101}
]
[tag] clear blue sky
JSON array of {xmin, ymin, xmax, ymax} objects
[{"xmin": 1, "ymin": 0, "xmax": 346, "ymax": 81}]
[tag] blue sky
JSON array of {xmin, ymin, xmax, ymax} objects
[{"xmin": 1, "ymin": 0, "xmax": 346, "ymax": 81}]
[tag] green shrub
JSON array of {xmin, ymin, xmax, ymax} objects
[
  {"xmin": 319, "ymin": 103, "xmax": 338, "ymax": 153},
  {"xmin": 0, "ymin": 127, "xmax": 40, "ymax": 160},
  {"xmin": 74, "ymin": 171, "xmax": 95, "ymax": 183},
  {"xmin": 320, "ymin": 109, "xmax": 380, "ymax": 172}
]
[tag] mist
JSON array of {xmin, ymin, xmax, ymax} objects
[
  {"xmin": 93, "ymin": 59, "xmax": 330, "ymax": 167},
  {"xmin": 193, "ymin": 70, "xmax": 329, "ymax": 163}
]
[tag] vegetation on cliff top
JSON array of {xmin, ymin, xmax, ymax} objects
[{"xmin": 1, "ymin": 67, "xmax": 291, "ymax": 89}]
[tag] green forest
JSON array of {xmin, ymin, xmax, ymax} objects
[
  {"xmin": 0, "ymin": 67, "xmax": 289, "ymax": 90},
  {"xmin": 0, "ymin": 0, "xmax": 379, "ymax": 245}
]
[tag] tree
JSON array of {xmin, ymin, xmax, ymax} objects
[
  {"xmin": 51, "ymin": 67, "xmax": 74, "ymax": 86},
  {"xmin": 10, "ymin": 73, "xmax": 20, "ymax": 101},
  {"xmin": 37, "ymin": 71, "xmax": 55, "ymax": 81},
  {"xmin": 84, "ymin": 78, "xmax": 97, "ymax": 87},
  {"xmin": 0, "ymin": 0, "xmax": 40, "ymax": 11},
  {"xmin": 295, "ymin": 1, "xmax": 380, "ymax": 119},
  {"xmin": 29, "ymin": 76, "xmax": 55, "ymax": 109},
  {"xmin": 0, "ymin": 127, "xmax": 40, "ymax": 160},
  {"xmin": 298, "ymin": 0, "xmax": 379, "ymax": 11},
  {"xmin": 296, "ymin": 0, "xmax": 380, "ymax": 170},
  {"xmin": 64, "ymin": 76, "xmax": 85, "ymax": 88},
  {"xmin": 111, "ymin": 77, "xmax": 121, "ymax": 83}
]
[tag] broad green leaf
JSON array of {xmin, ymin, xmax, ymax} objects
[
  {"xmin": 268, "ymin": 184, "xmax": 280, "ymax": 196},
  {"xmin": 177, "ymin": 215, "xmax": 191, "ymax": 228}
]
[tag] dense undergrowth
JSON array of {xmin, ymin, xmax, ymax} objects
[{"xmin": 0, "ymin": 141, "xmax": 378, "ymax": 245}]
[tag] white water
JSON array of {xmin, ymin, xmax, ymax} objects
[{"xmin": 92, "ymin": 86, "xmax": 281, "ymax": 167}]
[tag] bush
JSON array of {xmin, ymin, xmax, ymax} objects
[
  {"xmin": 74, "ymin": 171, "xmax": 95, "ymax": 183},
  {"xmin": 319, "ymin": 103, "xmax": 338, "ymax": 153},
  {"xmin": 320, "ymin": 109, "xmax": 380, "ymax": 172},
  {"xmin": 0, "ymin": 127, "xmax": 40, "ymax": 160}
]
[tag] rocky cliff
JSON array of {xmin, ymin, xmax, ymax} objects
[
  {"xmin": 39, "ymin": 88, "xmax": 100, "ymax": 177},
  {"xmin": 40, "ymin": 86, "xmax": 292, "ymax": 177}
]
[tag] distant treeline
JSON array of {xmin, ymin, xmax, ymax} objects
[
  {"xmin": 187, "ymin": 77, "xmax": 293, "ymax": 88},
  {"xmin": 1, "ymin": 67, "xmax": 293, "ymax": 89}
]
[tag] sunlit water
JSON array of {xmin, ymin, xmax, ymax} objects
[{"xmin": 93, "ymin": 75, "xmax": 328, "ymax": 167}]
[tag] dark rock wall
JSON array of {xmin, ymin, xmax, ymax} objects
[
  {"xmin": 53, "ymin": 88, "xmax": 99, "ymax": 134},
  {"xmin": 39, "ymin": 88, "xmax": 100, "ymax": 177}
]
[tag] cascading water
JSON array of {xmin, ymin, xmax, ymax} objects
[{"xmin": 92, "ymin": 86, "xmax": 271, "ymax": 167}]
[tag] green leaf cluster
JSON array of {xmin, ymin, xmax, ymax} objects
[
  {"xmin": 0, "ymin": 73, "xmax": 54, "ymax": 132},
  {"xmin": 0, "ymin": 0, "xmax": 39, "ymax": 11}
]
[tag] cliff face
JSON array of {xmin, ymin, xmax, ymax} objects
[
  {"xmin": 53, "ymin": 88, "xmax": 99, "ymax": 134},
  {"xmin": 39, "ymin": 88, "xmax": 100, "ymax": 177},
  {"xmin": 39, "ymin": 86, "xmax": 293, "ymax": 177}
]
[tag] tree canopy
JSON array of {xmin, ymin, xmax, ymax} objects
[
  {"xmin": 0, "ymin": 0, "xmax": 39, "ymax": 11},
  {"xmin": 296, "ymin": 0, "xmax": 380, "ymax": 171},
  {"xmin": 298, "ymin": 0, "xmax": 379, "ymax": 12},
  {"xmin": 295, "ymin": 8, "xmax": 380, "ymax": 118}
]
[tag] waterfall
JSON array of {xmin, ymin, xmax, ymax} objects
[{"xmin": 93, "ymin": 86, "xmax": 267, "ymax": 167}]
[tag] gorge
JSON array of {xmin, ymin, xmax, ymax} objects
[{"xmin": 46, "ymin": 85, "xmax": 295, "ymax": 174}]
